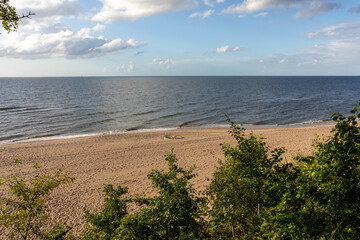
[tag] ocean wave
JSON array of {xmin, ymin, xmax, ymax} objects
[{"xmin": 0, "ymin": 107, "xmax": 22, "ymax": 111}]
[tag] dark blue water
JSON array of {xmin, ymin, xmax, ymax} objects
[{"xmin": 0, "ymin": 76, "xmax": 359, "ymax": 144}]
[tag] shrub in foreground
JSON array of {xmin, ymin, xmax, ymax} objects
[
  {"xmin": 207, "ymin": 120, "xmax": 299, "ymax": 239},
  {"xmin": 82, "ymin": 150, "xmax": 206, "ymax": 239},
  {"xmin": 0, "ymin": 159, "xmax": 75, "ymax": 239},
  {"xmin": 268, "ymin": 102, "xmax": 360, "ymax": 239}
]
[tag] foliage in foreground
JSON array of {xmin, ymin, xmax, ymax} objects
[
  {"xmin": 2, "ymin": 102, "xmax": 360, "ymax": 239},
  {"xmin": 268, "ymin": 102, "xmax": 360, "ymax": 239},
  {"xmin": 82, "ymin": 150, "xmax": 206, "ymax": 240},
  {"xmin": 207, "ymin": 120, "xmax": 299, "ymax": 239},
  {"xmin": 1, "ymin": 0, "xmax": 35, "ymax": 33},
  {"xmin": 0, "ymin": 0, "xmax": 18, "ymax": 33},
  {"xmin": 0, "ymin": 159, "xmax": 75, "ymax": 239}
]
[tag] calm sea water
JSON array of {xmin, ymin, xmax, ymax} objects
[{"xmin": 1, "ymin": 76, "xmax": 359, "ymax": 144}]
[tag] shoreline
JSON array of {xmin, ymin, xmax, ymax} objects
[
  {"xmin": 0, "ymin": 124, "xmax": 334, "ymax": 235},
  {"xmin": 0, "ymin": 120, "xmax": 333, "ymax": 146}
]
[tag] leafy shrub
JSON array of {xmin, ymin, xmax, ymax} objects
[
  {"xmin": 82, "ymin": 150, "xmax": 206, "ymax": 239},
  {"xmin": 82, "ymin": 184, "xmax": 130, "ymax": 240},
  {"xmin": 0, "ymin": 159, "xmax": 75, "ymax": 239},
  {"xmin": 206, "ymin": 120, "xmax": 299, "ymax": 239},
  {"xmin": 268, "ymin": 101, "xmax": 360, "ymax": 239}
]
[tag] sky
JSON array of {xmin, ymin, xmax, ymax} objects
[{"xmin": 0, "ymin": 0, "xmax": 360, "ymax": 77}]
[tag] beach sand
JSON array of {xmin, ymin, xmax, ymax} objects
[{"xmin": 0, "ymin": 125, "xmax": 333, "ymax": 235}]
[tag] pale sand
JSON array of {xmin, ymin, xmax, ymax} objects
[{"xmin": 0, "ymin": 125, "xmax": 333, "ymax": 235}]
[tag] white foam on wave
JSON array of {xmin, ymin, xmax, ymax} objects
[
  {"xmin": 0, "ymin": 127, "xmax": 181, "ymax": 146},
  {"xmin": 286, "ymin": 119, "xmax": 332, "ymax": 127},
  {"xmin": 0, "ymin": 133, "xmax": 104, "ymax": 146}
]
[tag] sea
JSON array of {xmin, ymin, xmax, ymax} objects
[{"xmin": 0, "ymin": 76, "xmax": 359, "ymax": 145}]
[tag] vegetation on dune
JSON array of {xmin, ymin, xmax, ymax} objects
[{"xmin": 1, "ymin": 102, "xmax": 360, "ymax": 239}]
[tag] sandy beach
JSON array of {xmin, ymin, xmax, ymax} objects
[{"xmin": 0, "ymin": 125, "xmax": 333, "ymax": 235}]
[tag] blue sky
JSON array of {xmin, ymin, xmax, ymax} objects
[{"xmin": 1, "ymin": 0, "xmax": 360, "ymax": 76}]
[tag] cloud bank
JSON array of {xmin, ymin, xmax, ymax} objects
[
  {"xmin": 259, "ymin": 21, "xmax": 360, "ymax": 70},
  {"xmin": 0, "ymin": 0, "xmax": 144, "ymax": 59},
  {"xmin": 307, "ymin": 21, "xmax": 360, "ymax": 39},
  {"xmin": 0, "ymin": 22, "xmax": 143, "ymax": 59}
]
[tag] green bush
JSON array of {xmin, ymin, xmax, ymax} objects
[
  {"xmin": 82, "ymin": 150, "xmax": 207, "ymax": 239},
  {"xmin": 206, "ymin": 119, "xmax": 299, "ymax": 239},
  {"xmin": 0, "ymin": 159, "xmax": 75, "ymax": 239},
  {"xmin": 82, "ymin": 184, "xmax": 130, "ymax": 240},
  {"xmin": 268, "ymin": 102, "xmax": 360, "ymax": 239}
]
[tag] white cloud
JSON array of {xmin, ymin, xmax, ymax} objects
[
  {"xmin": 153, "ymin": 58, "xmax": 173, "ymax": 65},
  {"xmin": 3, "ymin": 0, "xmax": 135, "ymax": 60},
  {"xmin": 94, "ymin": 38, "xmax": 141, "ymax": 54},
  {"xmin": 215, "ymin": 45, "xmax": 243, "ymax": 53},
  {"xmin": 12, "ymin": 0, "xmax": 80, "ymax": 18},
  {"xmin": 77, "ymin": 24, "xmax": 106, "ymax": 37},
  {"xmin": 203, "ymin": 0, "xmax": 225, "ymax": 7},
  {"xmin": 301, "ymin": 21, "xmax": 360, "ymax": 66},
  {"xmin": 203, "ymin": 0, "xmax": 213, "ymax": 7},
  {"xmin": 257, "ymin": 22, "xmax": 360, "ymax": 70},
  {"xmin": 307, "ymin": 21, "xmax": 360, "ymax": 39},
  {"xmin": 93, "ymin": 0, "xmax": 199, "ymax": 22},
  {"xmin": 221, "ymin": 0, "xmax": 340, "ymax": 18},
  {"xmin": 1, "ymin": 0, "xmax": 145, "ymax": 60},
  {"xmin": 0, "ymin": 21, "xmax": 143, "ymax": 59},
  {"xmin": 4, "ymin": 0, "xmax": 144, "ymax": 60},
  {"xmin": 120, "ymin": 63, "xmax": 134, "ymax": 73},
  {"xmin": 93, "ymin": 24, "xmax": 106, "ymax": 31},
  {"xmin": 127, "ymin": 62, "xmax": 134, "ymax": 73},
  {"xmin": 255, "ymin": 12, "xmax": 269, "ymax": 17},
  {"xmin": 189, "ymin": 9, "xmax": 214, "ymax": 18}
]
